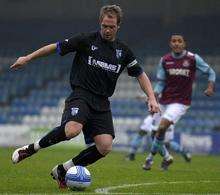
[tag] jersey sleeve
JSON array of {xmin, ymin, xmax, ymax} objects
[
  {"xmin": 195, "ymin": 54, "xmax": 216, "ymax": 82},
  {"xmin": 154, "ymin": 58, "xmax": 166, "ymax": 94},
  {"xmin": 124, "ymin": 47, "xmax": 143, "ymax": 77},
  {"xmin": 56, "ymin": 33, "xmax": 85, "ymax": 56}
]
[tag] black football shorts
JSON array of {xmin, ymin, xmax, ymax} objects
[{"xmin": 61, "ymin": 98, "xmax": 115, "ymax": 144}]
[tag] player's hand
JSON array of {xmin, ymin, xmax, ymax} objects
[
  {"xmin": 204, "ymin": 82, "xmax": 215, "ymax": 97},
  {"xmin": 148, "ymin": 98, "xmax": 160, "ymax": 114},
  {"xmin": 10, "ymin": 56, "xmax": 30, "ymax": 69},
  {"xmin": 204, "ymin": 87, "xmax": 214, "ymax": 97}
]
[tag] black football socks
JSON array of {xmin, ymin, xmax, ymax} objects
[
  {"xmin": 39, "ymin": 126, "xmax": 67, "ymax": 148},
  {"xmin": 72, "ymin": 145, "xmax": 104, "ymax": 166}
]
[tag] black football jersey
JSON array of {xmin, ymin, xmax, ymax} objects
[{"xmin": 57, "ymin": 31, "xmax": 143, "ymax": 98}]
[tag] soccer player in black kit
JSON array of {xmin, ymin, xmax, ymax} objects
[{"xmin": 11, "ymin": 5, "xmax": 159, "ymax": 188}]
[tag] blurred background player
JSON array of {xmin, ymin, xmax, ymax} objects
[
  {"xmin": 125, "ymin": 112, "xmax": 191, "ymax": 162},
  {"xmin": 142, "ymin": 34, "xmax": 216, "ymax": 171},
  {"xmin": 10, "ymin": 5, "xmax": 159, "ymax": 188}
]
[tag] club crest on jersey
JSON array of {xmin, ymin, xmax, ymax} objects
[
  {"xmin": 183, "ymin": 60, "xmax": 190, "ymax": 67},
  {"xmin": 71, "ymin": 107, "xmax": 79, "ymax": 116},
  {"xmin": 91, "ymin": 45, "xmax": 98, "ymax": 51},
  {"xmin": 116, "ymin": 49, "xmax": 122, "ymax": 59}
]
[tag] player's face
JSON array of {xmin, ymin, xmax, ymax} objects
[
  {"xmin": 169, "ymin": 35, "xmax": 186, "ymax": 54},
  {"xmin": 100, "ymin": 15, "xmax": 119, "ymax": 41}
]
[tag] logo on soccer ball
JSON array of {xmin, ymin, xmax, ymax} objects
[
  {"xmin": 183, "ymin": 60, "xmax": 190, "ymax": 67},
  {"xmin": 116, "ymin": 49, "xmax": 122, "ymax": 59},
  {"xmin": 71, "ymin": 107, "xmax": 79, "ymax": 116}
]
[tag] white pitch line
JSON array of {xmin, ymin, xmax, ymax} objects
[{"xmin": 95, "ymin": 180, "xmax": 220, "ymax": 194}]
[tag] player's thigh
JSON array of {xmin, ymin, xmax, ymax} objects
[
  {"xmin": 88, "ymin": 110, "xmax": 114, "ymax": 153},
  {"xmin": 164, "ymin": 129, "xmax": 174, "ymax": 142},
  {"xmin": 140, "ymin": 115, "xmax": 154, "ymax": 133},
  {"xmin": 61, "ymin": 99, "xmax": 90, "ymax": 136},
  {"xmin": 89, "ymin": 109, "xmax": 115, "ymax": 139},
  {"xmin": 151, "ymin": 112, "xmax": 162, "ymax": 130},
  {"xmin": 81, "ymin": 110, "xmax": 114, "ymax": 147},
  {"xmin": 162, "ymin": 103, "xmax": 189, "ymax": 124},
  {"xmin": 82, "ymin": 124, "xmax": 95, "ymax": 145}
]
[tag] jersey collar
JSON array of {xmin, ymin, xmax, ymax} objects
[
  {"xmin": 98, "ymin": 31, "xmax": 117, "ymax": 48},
  {"xmin": 171, "ymin": 50, "xmax": 187, "ymax": 59}
]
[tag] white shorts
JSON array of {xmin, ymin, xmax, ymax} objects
[
  {"xmin": 139, "ymin": 115, "xmax": 154, "ymax": 133},
  {"xmin": 160, "ymin": 103, "xmax": 189, "ymax": 124},
  {"xmin": 139, "ymin": 103, "xmax": 189, "ymax": 142},
  {"xmin": 139, "ymin": 114, "xmax": 174, "ymax": 142},
  {"xmin": 164, "ymin": 129, "xmax": 174, "ymax": 142}
]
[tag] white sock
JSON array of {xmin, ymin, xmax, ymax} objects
[
  {"xmin": 165, "ymin": 154, "xmax": 173, "ymax": 161},
  {"xmin": 146, "ymin": 153, "xmax": 153, "ymax": 160},
  {"xmin": 34, "ymin": 140, "xmax": 41, "ymax": 151},
  {"xmin": 63, "ymin": 159, "xmax": 74, "ymax": 171}
]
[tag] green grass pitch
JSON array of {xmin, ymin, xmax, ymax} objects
[{"xmin": 1, "ymin": 146, "xmax": 220, "ymax": 194}]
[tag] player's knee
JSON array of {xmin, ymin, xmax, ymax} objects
[
  {"xmin": 94, "ymin": 134, "xmax": 113, "ymax": 156},
  {"xmin": 96, "ymin": 142, "xmax": 112, "ymax": 156},
  {"xmin": 157, "ymin": 125, "xmax": 167, "ymax": 134},
  {"xmin": 98, "ymin": 145, "xmax": 112, "ymax": 156},
  {"xmin": 65, "ymin": 121, "xmax": 82, "ymax": 139},
  {"xmin": 156, "ymin": 126, "xmax": 167, "ymax": 140}
]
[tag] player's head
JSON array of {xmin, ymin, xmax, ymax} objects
[
  {"xmin": 169, "ymin": 34, "xmax": 186, "ymax": 54},
  {"xmin": 99, "ymin": 5, "xmax": 123, "ymax": 41}
]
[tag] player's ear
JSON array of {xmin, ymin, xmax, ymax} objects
[
  {"xmin": 183, "ymin": 41, "xmax": 186, "ymax": 49},
  {"xmin": 169, "ymin": 41, "xmax": 172, "ymax": 49},
  {"xmin": 117, "ymin": 25, "xmax": 120, "ymax": 30}
]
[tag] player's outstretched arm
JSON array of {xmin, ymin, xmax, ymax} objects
[
  {"xmin": 137, "ymin": 72, "xmax": 160, "ymax": 114},
  {"xmin": 10, "ymin": 43, "xmax": 57, "ymax": 69},
  {"xmin": 195, "ymin": 54, "xmax": 216, "ymax": 97}
]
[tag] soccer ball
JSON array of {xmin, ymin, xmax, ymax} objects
[{"xmin": 65, "ymin": 166, "xmax": 91, "ymax": 190}]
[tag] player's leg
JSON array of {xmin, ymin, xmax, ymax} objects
[
  {"xmin": 142, "ymin": 130, "xmax": 161, "ymax": 170},
  {"xmin": 143, "ymin": 118, "xmax": 172, "ymax": 170},
  {"xmin": 142, "ymin": 112, "xmax": 162, "ymax": 170},
  {"xmin": 126, "ymin": 115, "xmax": 153, "ymax": 161},
  {"xmin": 12, "ymin": 99, "xmax": 87, "ymax": 164},
  {"xmin": 52, "ymin": 109, "xmax": 114, "ymax": 188},
  {"xmin": 157, "ymin": 125, "xmax": 175, "ymax": 170},
  {"xmin": 126, "ymin": 130, "xmax": 147, "ymax": 160},
  {"xmin": 152, "ymin": 103, "xmax": 189, "ymax": 170},
  {"xmin": 52, "ymin": 134, "xmax": 112, "ymax": 188},
  {"xmin": 50, "ymin": 99, "xmax": 91, "ymax": 188},
  {"xmin": 51, "ymin": 130, "xmax": 97, "ymax": 189},
  {"xmin": 59, "ymin": 110, "xmax": 114, "ymax": 168},
  {"xmin": 152, "ymin": 118, "xmax": 171, "ymax": 154},
  {"xmin": 70, "ymin": 133, "xmax": 112, "ymax": 167},
  {"xmin": 164, "ymin": 126, "xmax": 191, "ymax": 162},
  {"xmin": 167, "ymin": 140, "xmax": 191, "ymax": 162},
  {"xmin": 144, "ymin": 104, "xmax": 174, "ymax": 171},
  {"xmin": 12, "ymin": 121, "xmax": 82, "ymax": 164}
]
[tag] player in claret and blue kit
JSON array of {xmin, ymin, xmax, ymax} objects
[{"xmin": 142, "ymin": 34, "xmax": 216, "ymax": 171}]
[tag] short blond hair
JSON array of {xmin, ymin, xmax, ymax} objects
[{"xmin": 99, "ymin": 5, "xmax": 123, "ymax": 25}]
